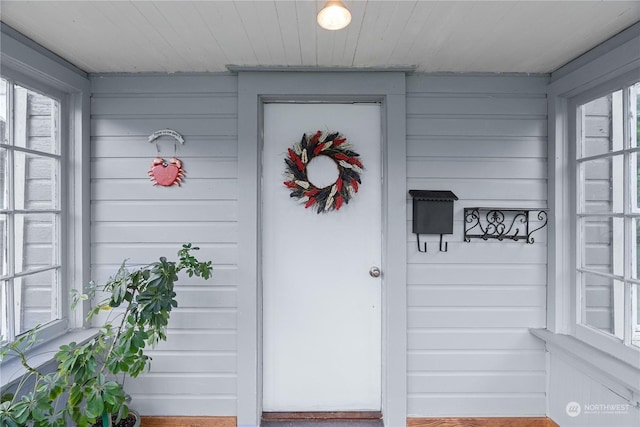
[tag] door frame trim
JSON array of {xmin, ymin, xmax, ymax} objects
[{"xmin": 237, "ymin": 72, "xmax": 407, "ymax": 427}]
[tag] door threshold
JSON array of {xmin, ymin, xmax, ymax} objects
[{"xmin": 262, "ymin": 412, "xmax": 382, "ymax": 422}]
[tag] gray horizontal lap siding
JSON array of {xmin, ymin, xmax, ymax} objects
[
  {"xmin": 89, "ymin": 74, "xmax": 238, "ymax": 416},
  {"xmin": 405, "ymin": 74, "xmax": 549, "ymax": 417},
  {"xmin": 89, "ymin": 72, "xmax": 549, "ymax": 419}
]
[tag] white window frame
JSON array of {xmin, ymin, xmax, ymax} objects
[
  {"xmin": 1, "ymin": 75, "xmax": 68, "ymax": 345},
  {"xmin": 542, "ymin": 24, "xmax": 640, "ymax": 405},
  {"xmin": 0, "ymin": 25, "xmax": 90, "ymax": 370},
  {"xmin": 568, "ymin": 76, "xmax": 640, "ymax": 367}
]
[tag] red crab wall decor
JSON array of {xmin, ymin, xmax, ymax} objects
[{"xmin": 148, "ymin": 157, "xmax": 186, "ymax": 186}]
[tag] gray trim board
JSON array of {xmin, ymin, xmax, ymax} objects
[
  {"xmin": 237, "ymin": 72, "xmax": 407, "ymax": 427},
  {"xmin": 548, "ymin": 30, "xmax": 640, "ymax": 97},
  {"xmin": 550, "ymin": 21, "xmax": 640, "ymax": 82},
  {"xmin": 70, "ymin": 89, "xmax": 91, "ymax": 328},
  {"xmin": 227, "ymin": 65, "xmax": 416, "ymax": 73},
  {"xmin": 0, "ymin": 24, "xmax": 89, "ymax": 92},
  {"xmin": 1, "ymin": 22, "xmax": 88, "ymax": 79}
]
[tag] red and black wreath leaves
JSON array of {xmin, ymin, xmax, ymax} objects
[{"xmin": 283, "ymin": 130, "xmax": 363, "ymax": 213}]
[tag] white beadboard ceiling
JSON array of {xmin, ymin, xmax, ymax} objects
[{"xmin": 1, "ymin": 0, "xmax": 639, "ymax": 74}]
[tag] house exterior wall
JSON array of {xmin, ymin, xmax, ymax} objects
[
  {"xmin": 548, "ymin": 349, "xmax": 640, "ymax": 427},
  {"xmin": 90, "ymin": 74, "xmax": 239, "ymax": 415},
  {"xmin": 405, "ymin": 74, "xmax": 549, "ymax": 417},
  {"xmin": 90, "ymin": 72, "xmax": 549, "ymax": 420}
]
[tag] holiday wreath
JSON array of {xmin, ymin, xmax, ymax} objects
[{"xmin": 283, "ymin": 130, "xmax": 363, "ymax": 213}]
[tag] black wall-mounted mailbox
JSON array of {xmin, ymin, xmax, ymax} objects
[{"xmin": 409, "ymin": 190, "xmax": 458, "ymax": 252}]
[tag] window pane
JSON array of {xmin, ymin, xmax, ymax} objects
[
  {"xmin": 0, "ymin": 147, "xmax": 7, "ymax": 209},
  {"xmin": 14, "ymin": 269, "xmax": 59, "ymax": 335},
  {"xmin": 0, "ymin": 78, "xmax": 7, "ymax": 144},
  {"xmin": 633, "ymin": 284, "xmax": 640, "ymax": 348},
  {"xmin": 13, "ymin": 151, "xmax": 58, "ymax": 210},
  {"xmin": 634, "ymin": 151, "xmax": 640, "ymax": 212},
  {"xmin": 581, "ymin": 90, "xmax": 622, "ymax": 158},
  {"xmin": 0, "ymin": 213, "xmax": 6, "ymax": 276},
  {"xmin": 631, "ymin": 82, "xmax": 639, "ymax": 149},
  {"xmin": 583, "ymin": 273, "xmax": 623, "ymax": 339},
  {"xmin": 0, "ymin": 281, "xmax": 7, "ymax": 343},
  {"xmin": 13, "ymin": 85, "xmax": 59, "ymax": 154},
  {"xmin": 636, "ymin": 218, "xmax": 640, "ymax": 280},
  {"xmin": 581, "ymin": 155, "xmax": 623, "ymax": 214},
  {"xmin": 582, "ymin": 216, "xmax": 624, "ymax": 277},
  {"xmin": 14, "ymin": 213, "xmax": 57, "ymax": 274}
]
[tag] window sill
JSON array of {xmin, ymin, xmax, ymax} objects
[
  {"xmin": 0, "ymin": 328, "xmax": 98, "ymax": 390},
  {"xmin": 531, "ymin": 328, "xmax": 640, "ymax": 406}
]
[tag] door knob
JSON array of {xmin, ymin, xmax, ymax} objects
[{"xmin": 369, "ymin": 266, "xmax": 381, "ymax": 278}]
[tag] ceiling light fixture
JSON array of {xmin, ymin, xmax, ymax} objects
[{"xmin": 317, "ymin": 0, "xmax": 352, "ymax": 31}]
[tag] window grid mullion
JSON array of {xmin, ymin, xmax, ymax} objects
[
  {"xmin": 623, "ymin": 87, "xmax": 633, "ymax": 346},
  {"xmin": 577, "ymin": 146, "xmax": 640, "ymax": 163},
  {"xmin": 0, "ymin": 264, "xmax": 62, "ymax": 282},
  {"xmin": 577, "ymin": 212, "xmax": 640, "ymax": 218},
  {"xmin": 0, "ymin": 209, "xmax": 62, "ymax": 214},
  {"xmin": 624, "ymin": 281, "xmax": 632, "ymax": 346},
  {"xmin": 53, "ymin": 211, "xmax": 61, "ymax": 320},
  {"xmin": 0, "ymin": 143, "xmax": 62, "ymax": 160},
  {"xmin": 577, "ymin": 267, "xmax": 625, "ymax": 282},
  {"xmin": 576, "ymin": 105, "xmax": 585, "ymax": 326},
  {"xmin": 5, "ymin": 79, "xmax": 16, "ymax": 342}
]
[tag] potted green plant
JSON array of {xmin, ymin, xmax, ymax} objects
[{"xmin": 0, "ymin": 243, "xmax": 212, "ymax": 427}]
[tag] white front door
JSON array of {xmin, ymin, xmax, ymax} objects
[{"xmin": 262, "ymin": 103, "xmax": 382, "ymax": 412}]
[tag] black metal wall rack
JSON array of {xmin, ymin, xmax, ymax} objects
[{"xmin": 463, "ymin": 207, "xmax": 548, "ymax": 244}]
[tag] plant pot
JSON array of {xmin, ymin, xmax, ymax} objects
[
  {"xmin": 123, "ymin": 410, "xmax": 141, "ymax": 427},
  {"xmin": 92, "ymin": 409, "xmax": 140, "ymax": 427}
]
